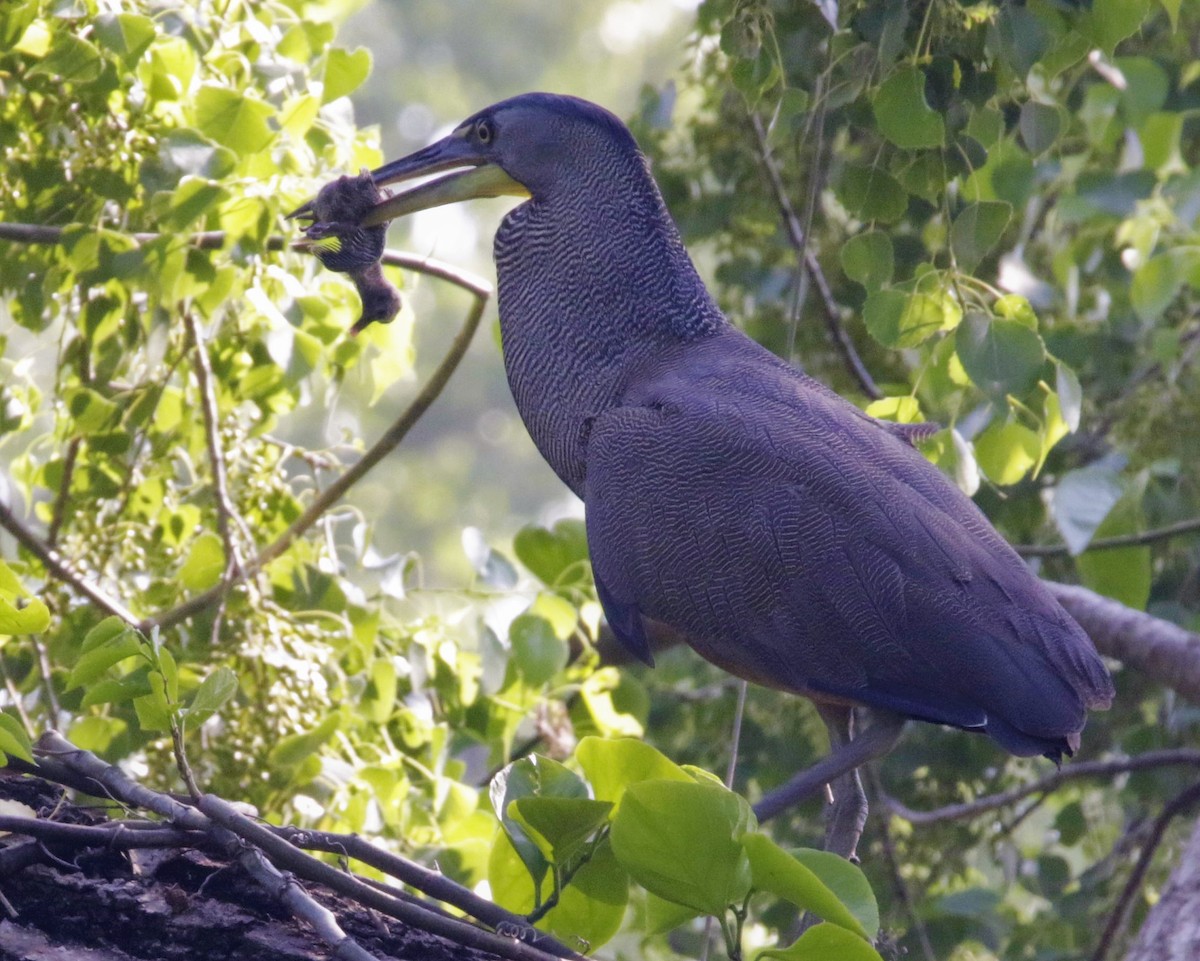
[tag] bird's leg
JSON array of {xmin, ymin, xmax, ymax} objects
[
  {"xmin": 816, "ymin": 704, "xmax": 868, "ymax": 861},
  {"xmin": 752, "ymin": 707, "xmax": 907, "ymax": 840}
]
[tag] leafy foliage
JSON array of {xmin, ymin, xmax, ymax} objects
[{"xmin": 2, "ymin": 0, "xmax": 1200, "ymax": 959}]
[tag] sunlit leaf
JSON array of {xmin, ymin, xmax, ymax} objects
[{"xmin": 609, "ymin": 778, "xmax": 754, "ymax": 916}]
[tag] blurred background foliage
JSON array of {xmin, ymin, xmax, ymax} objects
[{"xmin": 1, "ymin": 0, "xmax": 1200, "ymax": 959}]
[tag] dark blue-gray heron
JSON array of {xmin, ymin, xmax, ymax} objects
[{"xmin": 294, "ymin": 93, "xmax": 1113, "ymax": 858}]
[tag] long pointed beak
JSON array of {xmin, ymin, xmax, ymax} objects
[
  {"xmin": 289, "ymin": 132, "xmax": 530, "ymax": 227},
  {"xmin": 363, "ymin": 163, "xmax": 529, "ymax": 226}
]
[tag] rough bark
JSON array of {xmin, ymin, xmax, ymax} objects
[{"xmin": 1122, "ymin": 817, "xmax": 1200, "ymax": 961}]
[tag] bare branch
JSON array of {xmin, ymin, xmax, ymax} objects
[
  {"xmin": 868, "ymin": 767, "xmax": 936, "ymax": 961},
  {"xmin": 1016, "ymin": 517, "xmax": 1200, "ymax": 558},
  {"xmin": 46, "ymin": 437, "xmax": 80, "ymax": 548},
  {"xmin": 0, "ymin": 815, "xmax": 203, "ymax": 848},
  {"xmin": 26, "ymin": 732, "xmax": 587, "ymax": 961},
  {"xmin": 198, "ymin": 793, "xmax": 588, "ymax": 961},
  {"xmin": 1048, "ymin": 582, "xmax": 1200, "ymax": 703},
  {"xmin": 273, "ymin": 826, "xmax": 551, "ymax": 949},
  {"xmin": 1122, "ymin": 813, "xmax": 1200, "ymax": 961},
  {"xmin": 883, "ymin": 750, "xmax": 1200, "ymax": 826},
  {"xmin": 182, "ymin": 311, "xmax": 248, "ymax": 579},
  {"xmin": 747, "ymin": 115, "xmax": 883, "ymax": 400}
]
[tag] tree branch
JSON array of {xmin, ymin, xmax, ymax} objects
[
  {"xmin": 1016, "ymin": 517, "xmax": 1200, "ymax": 558},
  {"xmin": 0, "ymin": 498, "xmax": 141, "ymax": 624},
  {"xmin": 882, "ymin": 750, "xmax": 1200, "ymax": 826},
  {"xmin": 183, "ymin": 310, "xmax": 248, "ymax": 579},
  {"xmin": 747, "ymin": 115, "xmax": 883, "ymax": 400},
  {"xmin": 24, "ymin": 732, "xmax": 587, "ymax": 961},
  {"xmin": 1048, "ymin": 582, "xmax": 1200, "ymax": 703}
]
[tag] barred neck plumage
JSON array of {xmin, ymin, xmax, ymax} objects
[{"xmin": 494, "ymin": 148, "xmax": 727, "ymax": 495}]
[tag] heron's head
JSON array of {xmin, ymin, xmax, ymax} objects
[{"xmin": 360, "ymin": 93, "xmax": 642, "ymax": 225}]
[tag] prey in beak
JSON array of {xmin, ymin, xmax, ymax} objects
[{"xmin": 289, "ymin": 128, "xmax": 528, "ymax": 334}]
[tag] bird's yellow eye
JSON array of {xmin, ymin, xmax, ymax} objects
[{"xmin": 476, "ymin": 119, "xmax": 494, "ymax": 145}]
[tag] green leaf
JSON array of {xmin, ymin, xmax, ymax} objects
[
  {"xmin": 760, "ymin": 922, "xmax": 884, "ymax": 961},
  {"xmin": 609, "ymin": 778, "xmax": 754, "ymax": 916},
  {"xmin": 873, "ymin": 66, "xmax": 945, "ymax": 149},
  {"xmin": 0, "ymin": 561, "xmax": 22, "ymax": 598},
  {"xmin": 187, "ymin": 667, "xmax": 238, "ymax": 723},
  {"xmin": 838, "ymin": 166, "xmax": 907, "ymax": 224},
  {"xmin": 133, "ymin": 688, "xmax": 172, "ymax": 732},
  {"xmin": 268, "ymin": 712, "xmax": 343, "ymax": 769},
  {"xmin": 0, "ymin": 713, "xmax": 33, "ymax": 763},
  {"xmin": 513, "ymin": 519, "xmax": 590, "ymax": 587},
  {"xmin": 488, "ymin": 832, "xmax": 629, "ymax": 950},
  {"xmin": 28, "ymin": 34, "xmax": 103, "ymax": 83},
  {"xmin": 80, "ymin": 674, "xmax": 153, "ymax": 708},
  {"xmin": 954, "ymin": 312, "xmax": 1044, "ymax": 397},
  {"xmin": 950, "ymin": 201, "xmax": 1012, "ymax": 273},
  {"xmin": 81, "ymin": 616, "xmax": 131, "ymax": 654},
  {"xmin": 1018, "ymin": 102, "xmax": 1061, "ymax": 156},
  {"xmin": 509, "ymin": 613, "xmax": 568, "ymax": 687},
  {"xmin": 323, "ymin": 47, "xmax": 372, "ymax": 103},
  {"xmin": 576, "ymin": 736, "xmax": 691, "ymax": 804},
  {"xmin": 865, "ymin": 396, "xmax": 924, "ymax": 426},
  {"xmin": 194, "ymin": 85, "xmax": 276, "ymax": 155},
  {"xmin": 156, "ymin": 177, "xmax": 230, "ymax": 232},
  {"xmin": 0, "ymin": 596, "xmax": 50, "ymax": 636},
  {"xmin": 1076, "ymin": 490, "xmax": 1151, "ymax": 611},
  {"xmin": 508, "ymin": 796, "xmax": 613, "ymax": 865},
  {"xmin": 789, "ymin": 848, "xmax": 880, "ymax": 937},
  {"xmin": 840, "ymin": 232, "xmax": 894, "ymax": 291},
  {"xmin": 742, "ymin": 834, "xmax": 868, "ymax": 938},
  {"xmin": 67, "ymin": 633, "xmax": 146, "ymax": 690},
  {"xmin": 973, "ymin": 421, "xmax": 1040, "ymax": 485},
  {"xmin": 864, "ymin": 288, "xmax": 958, "ymax": 349},
  {"xmin": 1051, "ymin": 466, "xmax": 1124, "ymax": 556},
  {"xmin": 994, "ymin": 293, "xmax": 1038, "ymax": 329},
  {"xmin": 461, "ymin": 527, "xmax": 518, "ymax": 589},
  {"xmin": 364, "ymin": 657, "xmax": 398, "ymax": 725},
  {"xmin": 491, "ymin": 756, "xmax": 588, "ymax": 886},
  {"xmin": 1056, "ymin": 362, "xmax": 1083, "ymax": 432},
  {"xmin": 179, "ymin": 531, "xmax": 226, "ymax": 591},
  {"xmin": 1084, "ymin": 0, "xmax": 1153, "ymax": 54},
  {"xmin": 1130, "ymin": 250, "xmax": 1200, "ymax": 324},
  {"xmin": 93, "ymin": 13, "xmax": 155, "ymax": 65},
  {"xmin": 67, "ymin": 386, "xmax": 120, "ymax": 433}
]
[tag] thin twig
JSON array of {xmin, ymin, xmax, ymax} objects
[
  {"xmin": 883, "ymin": 750, "xmax": 1200, "ymax": 826},
  {"xmin": 1088, "ymin": 780, "xmax": 1200, "ymax": 961},
  {"xmin": 46, "ymin": 437, "xmax": 80, "ymax": 548},
  {"xmin": 182, "ymin": 311, "xmax": 248, "ymax": 580},
  {"xmin": 748, "ymin": 115, "xmax": 883, "ymax": 400},
  {"xmin": 1015, "ymin": 516, "xmax": 1200, "ymax": 557},
  {"xmin": 869, "ymin": 768, "xmax": 935, "ymax": 961},
  {"xmin": 273, "ymin": 826, "xmax": 568, "ymax": 953},
  {"xmin": 148, "ymin": 279, "xmax": 489, "ymax": 632},
  {"xmin": 0, "ymin": 815, "xmax": 204, "ymax": 848}
]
